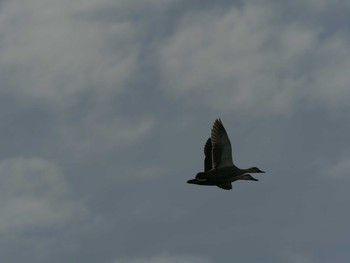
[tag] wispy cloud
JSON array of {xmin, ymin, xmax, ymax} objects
[
  {"xmin": 159, "ymin": 3, "xmax": 350, "ymax": 115},
  {"xmin": 325, "ymin": 157, "xmax": 350, "ymax": 177},
  {"xmin": 1, "ymin": 0, "xmax": 350, "ymax": 262},
  {"xmin": 0, "ymin": 157, "xmax": 88, "ymax": 234},
  {"xmin": 0, "ymin": 0, "xmax": 139, "ymax": 108},
  {"xmin": 282, "ymin": 249, "xmax": 314, "ymax": 263},
  {"xmin": 113, "ymin": 253, "xmax": 211, "ymax": 263}
]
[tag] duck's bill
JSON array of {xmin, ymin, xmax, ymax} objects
[
  {"xmin": 258, "ymin": 170, "xmax": 265, "ymax": 173},
  {"xmin": 251, "ymin": 177, "xmax": 259, "ymax": 181}
]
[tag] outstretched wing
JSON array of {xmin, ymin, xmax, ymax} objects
[
  {"xmin": 216, "ymin": 182, "xmax": 232, "ymax": 190},
  {"xmin": 203, "ymin": 138, "xmax": 212, "ymax": 172},
  {"xmin": 211, "ymin": 119, "xmax": 234, "ymax": 169}
]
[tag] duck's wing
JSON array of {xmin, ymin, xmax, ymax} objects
[
  {"xmin": 211, "ymin": 119, "xmax": 234, "ymax": 169},
  {"xmin": 216, "ymin": 182, "xmax": 232, "ymax": 190},
  {"xmin": 204, "ymin": 138, "xmax": 212, "ymax": 172}
]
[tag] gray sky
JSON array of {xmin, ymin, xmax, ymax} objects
[{"xmin": 1, "ymin": 0, "xmax": 350, "ymax": 262}]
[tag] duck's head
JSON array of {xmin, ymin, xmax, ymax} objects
[{"xmin": 248, "ymin": 167, "xmax": 265, "ymax": 173}]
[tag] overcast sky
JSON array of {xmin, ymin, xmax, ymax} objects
[{"xmin": 1, "ymin": 0, "xmax": 350, "ymax": 262}]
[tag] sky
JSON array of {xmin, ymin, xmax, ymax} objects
[{"xmin": 0, "ymin": 0, "xmax": 350, "ymax": 262}]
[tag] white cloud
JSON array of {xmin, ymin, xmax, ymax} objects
[
  {"xmin": 0, "ymin": 0, "xmax": 158, "ymax": 162},
  {"xmin": 325, "ymin": 157, "xmax": 350, "ymax": 177},
  {"xmin": 158, "ymin": 4, "xmax": 350, "ymax": 115},
  {"xmin": 292, "ymin": 0, "xmax": 350, "ymax": 14},
  {"xmin": 282, "ymin": 249, "xmax": 314, "ymax": 263},
  {"xmin": 113, "ymin": 253, "xmax": 211, "ymax": 263},
  {"xmin": 54, "ymin": 116, "xmax": 155, "ymax": 160},
  {"xmin": 0, "ymin": 157, "xmax": 88, "ymax": 234},
  {"xmin": 0, "ymin": 0, "xmax": 139, "ymax": 108},
  {"xmin": 1, "ymin": 1, "xmax": 350, "ymax": 262}
]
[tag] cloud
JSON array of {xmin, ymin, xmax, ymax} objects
[
  {"xmin": 1, "ymin": 1, "xmax": 350, "ymax": 263},
  {"xmin": 0, "ymin": 0, "xmax": 158, "ymax": 166},
  {"xmin": 0, "ymin": 0, "xmax": 139, "ymax": 108},
  {"xmin": 53, "ymin": 115, "xmax": 155, "ymax": 162},
  {"xmin": 0, "ymin": 157, "xmax": 88, "ymax": 234},
  {"xmin": 113, "ymin": 253, "xmax": 211, "ymax": 263},
  {"xmin": 325, "ymin": 157, "xmax": 350, "ymax": 177},
  {"xmin": 158, "ymin": 3, "xmax": 350, "ymax": 116},
  {"xmin": 282, "ymin": 249, "xmax": 314, "ymax": 263}
]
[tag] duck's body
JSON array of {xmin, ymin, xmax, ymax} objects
[
  {"xmin": 188, "ymin": 171, "xmax": 258, "ymax": 190},
  {"xmin": 187, "ymin": 119, "xmax": 265, "ymax": 190}
]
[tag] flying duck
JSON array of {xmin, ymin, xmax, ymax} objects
[{"xmin": 187, "ymin": 119, "xmax": 265, "ymax": 190}]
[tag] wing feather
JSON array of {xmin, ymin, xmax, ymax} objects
[
  {"xmin": 211, "ymin": 119, "xmax": 234, "ymax": 169},
  {"xmin": 203, "ymin": 138, "xmax": 212, "ymax": 172}
]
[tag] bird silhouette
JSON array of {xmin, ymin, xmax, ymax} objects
[{"xmin": 187, "ymin": 119, "xmax": 265, "ymax": 190}]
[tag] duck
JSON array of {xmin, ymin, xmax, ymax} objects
[{"xmin": 187, "ymin": 119, "xmax": 265, "ymax": 190}]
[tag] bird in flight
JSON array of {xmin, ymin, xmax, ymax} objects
[{"xmin": 187, "ymin": 119, "xmax": 265, "ymax": 190}]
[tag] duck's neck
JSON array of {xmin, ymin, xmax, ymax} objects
[{"xmin": 239, "ymin": 167, "xmax": 254, "ymax": 174}]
